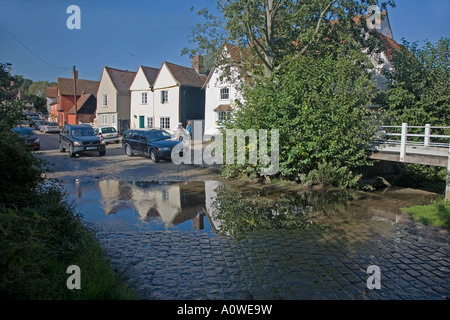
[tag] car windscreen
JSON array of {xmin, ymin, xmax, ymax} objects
[
  {"xmin": 144, "ymin": 131, "xmax": 172, "ymax": 141},
  {"xmin": 12, "ymin": 127, "xmax": 34, "ymax": 136},
  {"xmin": 49, "ymin": 122, "xmax": 58, "ymax": 126},
  {"xmin": 71, "ymin": 127, "xmax": 96, "ymax": 137},
  {"xmin": 101, "ymin": 127, "xmax": 116, "ymax": 134}
]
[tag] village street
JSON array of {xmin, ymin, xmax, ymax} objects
[{"xmin": 36, "ymin": 131, "xmax": 449, "ymax": 300}]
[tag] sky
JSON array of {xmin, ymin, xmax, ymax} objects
[{"xmin": 0, "ymin": 0, "xmax": 449, "ymax": 83}]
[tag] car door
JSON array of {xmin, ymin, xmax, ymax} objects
[
  {"xmin": 137, "ymin": 132, "xmax": 148, "ymax": 154},
  {"xmin": 60, "ymin": 126, "xmax": 70, "ymax": 148},
  {"xmin": 128, "ymin": 131, "xmax": 140, "ymax": 152}
]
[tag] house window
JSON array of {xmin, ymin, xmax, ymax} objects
[
  {"xmin": 217, "ymin": 111, "xmax": 231, "ymax": 125},
  {"xmin": 161, "ymin": 90, "xmax": 169, "ymax": 103},
  {"xmin": 141, "ymin": 92, "xmax": 148, "ymax": 104},
  {"xmin": 220, "ymin": 87, "xmax": 230, "ymax": 100},
  {"xmin": 147, "ymin": 117, "xmax": 153, "ymax": 128},
  {"xmin": 102, "ymin": 94, "xmax": 108, "ymax": 107},
  {"xmin": 160, "ymin": 117, "xmax": 170, "ymax": 129},
  {"xmin": 112, "ymin": 114, "xmax": 116, "ymax": 126},
  {"xmin": 102, "ymin": 114, "xmax": 108, "ymax": 125}
]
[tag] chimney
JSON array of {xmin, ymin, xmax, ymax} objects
[{"xmin": 192, "ymin": 54, "xmax": 203, "ymax": 74}]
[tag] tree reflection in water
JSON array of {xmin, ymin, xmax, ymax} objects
[{"xmin": 210, "ymin": 185, "xmax": 363, "ymax": 237}]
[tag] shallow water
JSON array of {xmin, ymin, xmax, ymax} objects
[{"xmin": 63, "ymin": 179, "xmax": 442, "ymax": 237}]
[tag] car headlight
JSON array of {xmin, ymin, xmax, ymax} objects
[
  {"xmin": 73, "ymin": 141, "xmax": 82, "ymax": 146},
  {"xmin": 100, "ymin": 140, "xmax": 106, "ymax": 145},
  {"xmin": 34, "ymin": 138, "xmax": 40, "ymax": 143}
]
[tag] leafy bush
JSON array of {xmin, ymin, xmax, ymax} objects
[{"xmin": 223, "ymin": 53, "xmax": 377, "ymax": 186}]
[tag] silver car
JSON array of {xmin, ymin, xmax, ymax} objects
[
  {"xmin": 94, "ymin": 127, "xmax": 120, "ymax": 144},
  {"xmin": 40, "ymin": 121, "xmax": 60, "ymax": 133}
]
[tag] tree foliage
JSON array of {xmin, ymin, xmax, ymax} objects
[
  {"xmin": 224, "ymin": 52, "xmax": 378, "ymax": 186},
  {"xmin": 382, "ymin": 37, "xmax": 450, "ymax": 126},
  {"xmin": 183, "ymin": 0, "xmax": 395, "ymax": 80}
]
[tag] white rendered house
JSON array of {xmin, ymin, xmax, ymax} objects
[{"xmin": 130, "ymin": 61, "xmax": 205, "ymax": 134}]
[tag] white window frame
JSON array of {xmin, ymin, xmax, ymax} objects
[
  {"xmin": 111, "ymin": 114, "xmax": 116, "ymax": 126},
  {"xmin": 217, "ymin": 111, "xmax": 231, "ymax": 125},
  {"xmin": 220, "ymin": 87, "xmax": 230, "ymax": 100},
  {"xmin": 160, "ymin": 117, "xmax": 170, "ymax": 129},
  {"xmin": 141, "ymin": 92, "xmax": 148, "ymax": 104},
  {"xmin": 102, "ymin": 114, "xmax": 108, "ymax": 125},
  {"xmin": 161, "ymin": 90, "xmax": 169, "ymax": 103},
  {"xmin": 147, "ymin": 117, "xmax": 153, "ymax": 128},
  {"xmin": 102, "ymin": 94, "xmax": 108, "ymax": 107}
]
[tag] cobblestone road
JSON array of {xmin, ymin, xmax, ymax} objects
[{"xmin": 90, "ymin": 219, "xmax": 449, "ymax": 300}]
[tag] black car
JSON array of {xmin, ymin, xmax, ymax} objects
[
  {"xmin": 12, "ymin": 126, "xmax": 40, "ymax": 150},
  {"xmin": 59, "ymin": 124, "xmax": 106, "ymax": 157},
  {"xmin": 122, "ymin": 129, "xmax": 183, "ymax": 162}
]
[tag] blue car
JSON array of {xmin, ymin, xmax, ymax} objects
[{"xmin": 122, "ymin": 129, "xmax": 183, "ymax": 162}]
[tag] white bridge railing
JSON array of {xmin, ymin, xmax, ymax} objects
[
  {"xmin": 373, "ymin": 123, "xmax": 450, "ymax": 163},
  {"xmin": 372, "ymin": 123, "xmax": 450, "ymax": 200}
]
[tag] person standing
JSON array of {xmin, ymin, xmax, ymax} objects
[{"xmin": 186, "ymin": 121, "xmax": 192, "ymax": 138}]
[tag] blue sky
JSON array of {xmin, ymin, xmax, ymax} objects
[{"xmin": 0, "ymin": 0, "xmax": 449, "ymax": 83}]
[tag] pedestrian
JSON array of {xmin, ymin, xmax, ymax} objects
[{"xmin": 186, "ymin": 121, "xmax": 192, "ymax": 138}]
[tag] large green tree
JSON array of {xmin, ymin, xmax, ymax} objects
[
  {"xmin": 184, "ymin": 0, "xmax": 395, "ymax": 80},
  {"xmin": 224, "ymin": 52, "xmax": 378, "ymax": 186},
  {"xmin": 382, "ymin": 37, "xmax": 450, "ymax": 126}
]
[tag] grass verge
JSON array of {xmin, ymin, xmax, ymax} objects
[{"xmin": 402, "ymin": 199, "xmax": 450, "ymax": 229}]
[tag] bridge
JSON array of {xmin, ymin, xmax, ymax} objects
[{"xmin": 369, "ymin": 123, "xmax": 450, "ymax": 200}]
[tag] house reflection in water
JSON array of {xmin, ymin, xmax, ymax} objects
[{"xmin": 97, "ymin": 180, "xmax": 215, "ymax": 231}]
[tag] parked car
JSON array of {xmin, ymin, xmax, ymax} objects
[
  {"xmin": 40, "ymin": 121, "xmax": 60, "ymax": 133},
  {"xmin": 32, "ymin": 119, "xmax": 47, "ymax": 130},
  {"xmin": 122, "ymin": 129, "xmax": 183, "ymax": 162},
  {"xmin": 12, "ymin": 126, "xmax": 40, "ymax": 150},
  {"xmin": 94, "ymin": 127, "xmax": 120, "ymax": 144},
  {"xmin": 59, "ymin": 124, "xmax": 106, "ymax": 157}
]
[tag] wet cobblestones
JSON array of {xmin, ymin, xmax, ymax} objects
[{"xmin": 90, "ymin": 220, "xmax": 449, "ymax": 300}]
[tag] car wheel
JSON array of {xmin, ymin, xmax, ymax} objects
[
  {"xmin": 125, "ymin": 144, "xmax": 133, "ymax": 157},
  {"xmin": 59, "ymin": 142, "xmax": 66, "ymax": 152},
  {"xmin": 150, "ymin": 149, "xmax": 159, "ymax": 163},
  {"xmin": 69, "ymin": 144, "xmax": 76, "ymax": 157},
  {"xmin": 99, "ymin": 149, "xmax": 106, "ymax": 157}
]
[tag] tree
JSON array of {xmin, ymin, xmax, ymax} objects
[
  {"xmin": 183, "ymin": 0, "xmax": 395, "ymax": 80},
  {"xmin": 224, "ymin": 52, "xmax": 378, "ymax": 186},
  {"xmin": 0, "ymin": 63, "xmax": 28, "ymax": 131},
  {"xmin": 382, "ymin": 37, "xmax": 450, "ymax": 126}
]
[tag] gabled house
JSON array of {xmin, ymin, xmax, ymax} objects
[
  {"xmin": 67, "ymin": 93, "xmax": 97, "ymax": 125},
  {"xmin": 55, "ymin": 78, "xmax": 99, "ymax": 127},
  {"xmin": 203, "ymin": 45, "xmax": 244, "ymax": 137},
  {"xmin": 95, "ymin": 66, "xmax": 136, "ymax": 133},
  {"xmin": 129, "ymin": 65, "xmax": 159, "ymax": 129},
  {"xmin": 130, "ymin": 61, "xmax": 206, "ymax": 133}
]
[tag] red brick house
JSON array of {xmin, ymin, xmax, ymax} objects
[
  {"xmin": 67, "ymin": 93, "xmax": 97, "ymax": 125},
  {"xmin": 55, "ymin": 78, "xmax": 99, "ymax": 126}
]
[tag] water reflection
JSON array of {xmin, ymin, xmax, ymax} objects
[{"xmin": 65, "ymin": 179, "xmax": 440, "ymax": 237}]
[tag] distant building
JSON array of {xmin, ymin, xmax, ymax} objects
[
  {"xmin": 54, "ymin": 77, "xmax": 99, "ymax": 127},
  {"xmin": 67, "ymin": 93, "xmax": 97, "ymax": 125}
]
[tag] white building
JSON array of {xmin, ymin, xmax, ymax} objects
[
  {"xmin": 130, "ymin": 61, "xmax": 205, "ymax": 134},
  {"xmin": 95, "ymin": 66, "xmax": 136, "ymax": 133}
]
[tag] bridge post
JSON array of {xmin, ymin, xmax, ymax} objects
[
  {"xmin": 424, "ymin": 124, "xmax": 431, "ymax": 147},
  {"xmin": 446, "ymin": 146, "xmax": 450, "ymax": 202},
  {"xmin": 399, "ymin": 123, "xmax": 408, "ymax": 162}
]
